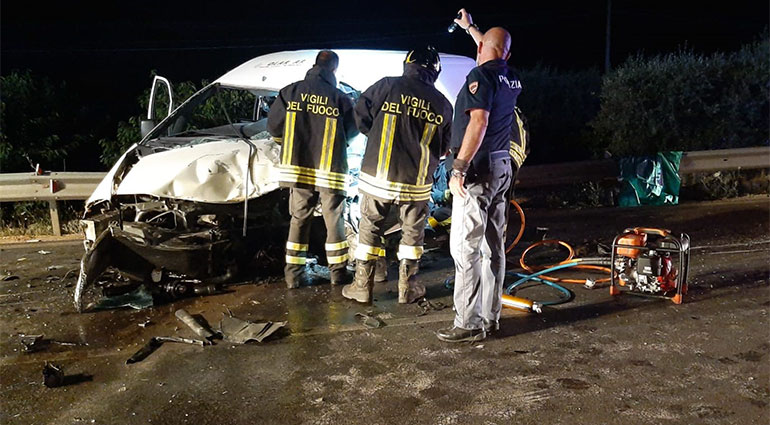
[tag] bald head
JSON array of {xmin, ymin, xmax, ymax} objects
[{"xmin": 478, "ymin": 27, "xmax": 511, "ymax": 63}]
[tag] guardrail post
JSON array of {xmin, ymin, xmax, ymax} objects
[{"xmin": 48, "ymin": 200, "xmax": 62, "ymax": 236}]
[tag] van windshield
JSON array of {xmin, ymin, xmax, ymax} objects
[{"xmin": 142, "ymin": 85, "xmax": 276, "ymax": 145}]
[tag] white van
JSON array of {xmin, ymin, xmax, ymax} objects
[{"xmin": 75, "ymin": 49, "xmax": 475, "ymax": 311}]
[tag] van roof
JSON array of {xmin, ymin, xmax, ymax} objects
[{"xmin": 214, "ymin": 49, "xmax": 475, "ymax": 104}]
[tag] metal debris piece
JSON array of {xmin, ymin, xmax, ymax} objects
[
  {"xmin": 17, "ymin": 258, "xmax": 27, "ymax": 262},
  {"xmin": 43, "ymin": 362, "xmax": 64, "ymax": 388},
  {"xmin": 416, "ymin": 298, "xmax": 446, "ymax": 317},
  {"xmin": 25, "ymin": 239, "xmax": 41, "ymax": 243},
  {"xmin": 126, "ymin": 336, "xmax": 206, "ymax": 364},
  {"xmin": 355, "ymin": 312, "xmax": 385, "ymax": 329},
  {"xmin": 218, "ymin": 314, "xmax": 286, "ymax": 344},
  {"xmin": 20, "ymin": 334, "xmax": 45, "ymax": 352},
  {"xmin": 138, "ymin": 320, "xmax": 152, "ymax": 328},
  {"xmin": 175, "ymin": 309, "xmax": 215, "ymax": 342},
  {"xmin": 37, "ymin": 250, "xmax": 51, "ymax": 255},
  {"xmin": 2, "ymin": 275, "xmax": 20, "ymax": 281}
]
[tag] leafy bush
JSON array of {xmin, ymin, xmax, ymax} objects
[
  {"xmin": 590, "ymin": 37, "xmax": 770, "ymax": 156},
  {"xmin": 517, "ymin": 66, "xmax": 602, "ymax": 163},
  {"xmin": 98, "ymin": 76, "xmax": 257, "ymax": 166},
  {"xmin": 0, "ymin": 71, "xmax": 96, "ymax": 173}
]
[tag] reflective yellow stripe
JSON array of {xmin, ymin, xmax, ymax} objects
[
  {"xmin": 273, "ymin": 137, "xmax": 283, "ymax": 144},
  {"xmin": 355, "ymin": 243, "xmax": 382, "ymax": 261},
  {"xmin": 286, "ymin": 242, "xmax": 309, "ymax": 251},
  {"xmin": 440, "ymin": 217, "xmax": 452, "ymax": 227},
  {"xmin": 277, "ymin": 164, "xmax": 349, "ymax": 183},
  {"xmin": 320, "ymin": 117, "xmax": 337, "ymax": 171},
  {"xmin": 285, "ymin": 255, "xmax": 306, "ymax": 265},
  {"xmin": 376, "ymin": 113, "xmax": 397, "ymax": 179},
  {"xmin": 279, "ymin": 173, "xmax": 346, "ymax": 191},
  {"xmin": 397, "ymin": 245, "xmax": 424, "ymax": 260},
  {"xmin": 327, "ymin": 253, "xmax": 349, "ymax": 264},
  {"xmin": 378, "ymin": 248, "xmax": 386, "ymax": 257},
  {"xmin": 427, "ymin": 216, "xmax": 439, "ymax": 229},
  {"xmin": 325, "ymin": 241, "xmax": 349, "ymax": 251},
  {"xmin": 282, "ymin": 112, "xmax": 297, "ymax": 165},
  {"xmin": 358, "ymin": 172, "xmax": 432, "ymax": 202},
  {"xmin": 416, "ymin": 123, "xmax": 437, "ymax": 185}
]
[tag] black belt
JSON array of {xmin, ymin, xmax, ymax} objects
[{"xmin": 489, "ymin": 150, "xmax": 510, "ymax": 161}]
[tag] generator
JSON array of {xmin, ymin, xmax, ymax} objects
[{"xmin": 610, "ymin": 227, "xmax": 691, "ymax": 304}]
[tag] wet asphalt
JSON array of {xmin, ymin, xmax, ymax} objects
[{"xmin": 0, "ymin": 197, "xmax": 768, "ymax": 424}]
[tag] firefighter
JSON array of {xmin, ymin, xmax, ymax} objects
[
  {"xmin": 343, "ymin": 46, "xmax": 453, "ymax": 304},
  {"xmin": 267, "ymin": 50, "xmax": 359, "ymax": 288},
  {"xmin": 437, "ymin": 10, "xmax": 524, "ymax": 342}
]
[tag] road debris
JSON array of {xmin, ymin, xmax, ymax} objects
[
  {"xmin": 219, "ymin": 313, "xmax": 286, "ymax": 344},
  {"xmin": 17, "ymin": 258, "xmax": 27, "ymax": 262},
  {"xmin": 126, "ymin": 336, "xmax": 206, "ymax": 364},
  {"xmin": 175, "ymin": 309, "xmax": 215, "ymax": 343},
  {"xmin": 19, "ymin": 334, "xmax": 85, "ymax": 352},
  {"xmin": 416, "ymin": 298, "xmax": 446, "ymax": 317},
  {"xmin": 90, "ymin": 285, "xmax": 154, "ymax": 311},
  {"xmin": 355, "ymin": 312, "xmax": 385, "ymax": 329},
  {"xmin": 2, "ymin": 275, "xmax": 20, "ymax": 281},
  {"xmin": 43, "ymin": 362, "xmax": 64, "ymax": 388},
  {"xmin": 138, "ymin": 320, "xmax": 152, "ymax": 328},
  {"xmin": 37, "ymin": 250, "xmax": 52, "ymax": 255}
]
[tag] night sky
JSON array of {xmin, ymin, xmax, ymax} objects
[{"xmin": 2, "ymin": 0, "xmax": 768, "ymax": 118}]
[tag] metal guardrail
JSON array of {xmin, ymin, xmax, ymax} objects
[
  {"xmin": 516, "ymin": 146, "xmax": 770, "ymax": 188},
  {"xmin": 1, "ymin": 147, "xmax": 768, "ymax": 235},
  {"xmin": 0, "ymin": 172, "xmax": 105, "ymax": 236}
]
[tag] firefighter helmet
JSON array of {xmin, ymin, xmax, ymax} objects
[{"xmin": 404, "ymin": 46, "xmax": 441, "ymax": 75}]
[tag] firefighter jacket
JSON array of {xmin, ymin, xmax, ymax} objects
[
  {"xmin": 354, "ymin": 64, "xmax": 453, "ymax": 203},
  {"xmin": 267, "ymin": 65, "xmax": 359, "ymax": 194},
  {"xmin": 509, "ymin": 106, "xmax": 530, "ymax": 169}
]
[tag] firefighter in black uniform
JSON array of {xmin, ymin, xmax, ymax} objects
[
  {"xmin": 267, "ymin": 50, "xmax": 359, "ymax": 288},
  {"xmin": 343, "ymin": 47, "xmax": 453, "ymax": 304}
]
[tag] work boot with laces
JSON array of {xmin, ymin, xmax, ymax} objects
[
  {"xmin": 398, "ymin": 259, "xmax": 425, "ymax": 304},
  {"xmin": 342, "ymin": 260, "xmax": 376, "ymax": 303}
]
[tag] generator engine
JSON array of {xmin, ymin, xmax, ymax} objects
[{"xmin": 610, "ymin": 228, "xmax": 690, "ymax": 304}]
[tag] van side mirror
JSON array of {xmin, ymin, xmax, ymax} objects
[{"xmin": 140, "ymin": 119, "xmax": 157, "ymax": 138}]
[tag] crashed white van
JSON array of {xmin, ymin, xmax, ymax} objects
[{"xmin": 75, "ymin": 49, "xmax": 475, "ymax": 311}]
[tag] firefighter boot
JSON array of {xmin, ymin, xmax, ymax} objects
[
  {"xmin": 374, "ymin": 256, "xmax": 388, "ymax": 283},
  {"xmin": 342, "ymin": 260, "xmax": 376, "ymax": 303},
  {"xmin": 398, "ymin": 259, "xmax": 425, "ymax": 304},
  {"xmin": 329, "ymin": 266, "xmax": 353, "ymax": 286}
]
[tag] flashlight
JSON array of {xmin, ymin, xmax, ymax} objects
[{"xmin": 447, "ymin": 12, "xmax": 462, "ymax": 33}]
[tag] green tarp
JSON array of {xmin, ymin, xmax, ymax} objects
[{"xmin": 618, "ymin": 151, "xmax": 682, "ymax": 207}]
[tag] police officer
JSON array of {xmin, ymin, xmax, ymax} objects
[
  {"xmin": 437, "ymin": 11, "xmax": 523, "ymax": 342},
  {"xmin": 342, "ymin": 47, "xmax": 453, "ymax": 304},
  {"xmin": 267, "ymin": 50, "xmax": 359, "ymax": 288}
]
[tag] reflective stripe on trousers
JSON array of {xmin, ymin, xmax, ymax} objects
[
  {"xmin": 450, "ymin": 157, "xmax": 513, "ymax": 330},
  {"xmin": 285, "ymin": 187, "xmax": 347, "ymax": 284},
  {"xmin": 355, "ymin": 194, "xmax": 428, "ymax": 261}
]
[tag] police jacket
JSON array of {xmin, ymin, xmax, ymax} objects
[
  {"xmin": 354, "ymin": 64, "xmax": 453, "ymax": 203},
  {"xmin": 267, "ymin": 65, "xmax": 358, "ymax": 194},
  {"xmin": 450, "ymin": 59, "xmax": 522, "ymax": 178}
]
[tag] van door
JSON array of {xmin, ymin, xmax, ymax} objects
[{"xmin": 140, "ymin": 76, "xmax": 174, "ymax": 138}]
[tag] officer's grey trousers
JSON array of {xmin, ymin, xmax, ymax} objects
[
  {"xmin": 450, "ymin": 156, "xmax": 513, "ymax": 330},
  {"xmin": 285, "ymin": 187, "xmax": 348, "ymax": 284},
  {"xmin": 355, "ymin": 194, "xmax": 428, "ymax": 262}
]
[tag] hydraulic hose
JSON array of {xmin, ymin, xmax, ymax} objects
[
  {"xmin": 505, "ymin": 200, "xmax": 526, "ymax": 253},
  {"xmin": 519, "ymin": 240, "xmax": 613, "ymax": 284}
]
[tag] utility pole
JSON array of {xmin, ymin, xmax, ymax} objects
[{"xmin": 605, "ymin": 0, "xmax": 612, "ymax": 73}]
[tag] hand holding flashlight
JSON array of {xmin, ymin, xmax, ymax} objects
[{"xmin": 448, "ymin": 8, "xmax": 474, "ymax": 33}]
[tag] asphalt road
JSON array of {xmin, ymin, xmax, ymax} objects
[{"xmin": 1, "ymin": 197, "xmax": 768, "ymax": 425}]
